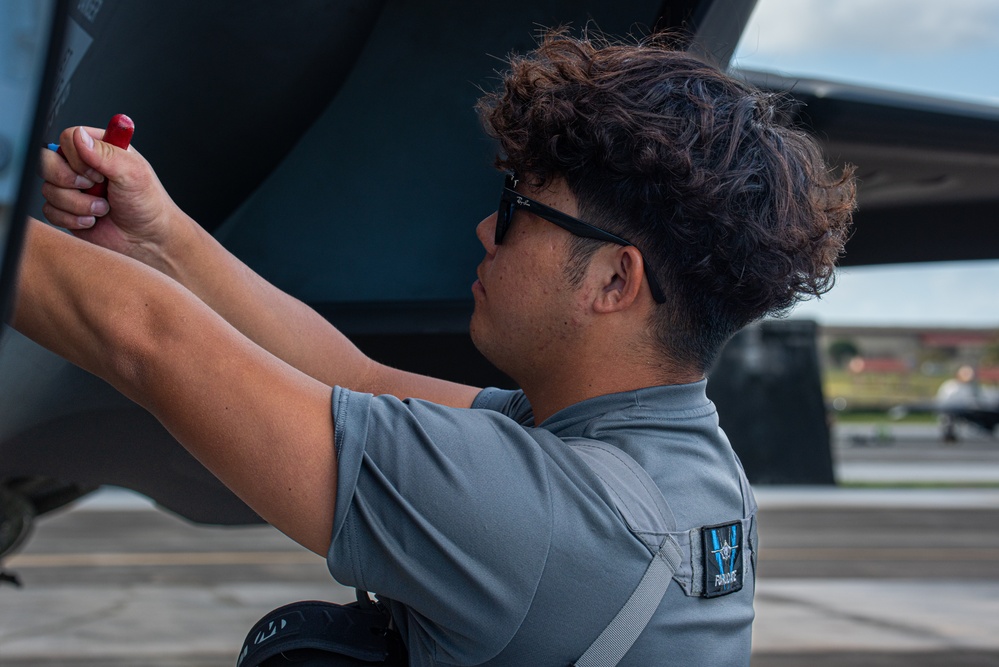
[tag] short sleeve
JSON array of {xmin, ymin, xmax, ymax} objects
[
  {"xmin": 471, "ymin": 387, "xmax": 535, "ymax": 425},
  {"xmin": 327, "ymin": 386, "xmax": 554, "ymax": 664}
]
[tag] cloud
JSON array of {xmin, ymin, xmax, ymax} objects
[{"xmin": 736, "ymin": 0, "xmax": 999, "ymax": 57}]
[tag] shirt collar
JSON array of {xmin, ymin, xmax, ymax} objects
[{"xmin": 536, "ymin": 380, "xmax": 715, "ymax": 438}]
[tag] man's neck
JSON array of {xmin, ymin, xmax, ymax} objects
[{"xmin": 519, "ymin": 356, "xmax": 703, "ymax": 424}]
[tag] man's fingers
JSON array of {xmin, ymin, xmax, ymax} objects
[
  {"xmin": 41, "ymin": 202, "xmax": 97, "ymax": 230},
  {"xmin": 39, "ymin": 148, "xmax": 97, "ymax": 190},
  {"xmin": 56, "ymin": 126, "xmax": 105, "ymax": 184},
  {"xmin": 41, "ymin": 182, "xmax": 109, "ymax": 219},
  {"xmin": 39, "ymin": 132, "xmax": 108, "ymax": 232}
]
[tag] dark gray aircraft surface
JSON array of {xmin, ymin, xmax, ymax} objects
[{"xmin": 1, "ymin": 0, "xmax": 998, "ymax": 564}]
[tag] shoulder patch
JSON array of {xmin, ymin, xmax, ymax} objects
[{"xmin": 701, "ymin": 521, "xmax": 744, "ymax": 598}]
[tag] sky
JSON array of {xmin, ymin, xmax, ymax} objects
[
  {"xmin": 788, "ymin": 261, "xmax": 999, "ymax": 328},
  {"xmin": 730, "ymin": 0, "xmax": 999, "ymax": 328}
]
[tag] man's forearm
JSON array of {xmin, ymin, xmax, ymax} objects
[
  {"xmin": 139, "ymin": 215, "xmax": 481, "ymax": 408},
  {"xmin": 12, "ymin": 218, "xmax": 339, "ymax": 554},
  {"xmin": 140, "ymin": 212, "xmax": 375, "ymax": 388},
  {"xmin": 14, "ymin": 219, "xmax": 161, "ymax": 386}
]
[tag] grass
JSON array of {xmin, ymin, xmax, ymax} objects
[
  {"xmin": 833, "ymin": 411, "xmax": 938, "ymax": 425},
  {"xmin": 823, "ymin": 369, "xmax": 945, "ymax": 407},
  {"xmin": 839, "ymin": 480, "xmax": 999, "ymax": 489}
]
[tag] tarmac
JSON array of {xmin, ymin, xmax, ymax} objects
[
  {"xmin": 754, "ymin": 422, "xmax": 999, "ymax": 666},
  {"xmin": 1, "ymin": 421, "xmax": 997, "ymax": 666}
]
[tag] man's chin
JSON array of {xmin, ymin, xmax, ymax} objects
[
  {"xmin": 468, "ymin": 310, "xmax": 484, "ymax": 352},
  {"xmin": 468, "ymin": 314, "xmax": 500, "ymax": 370}
]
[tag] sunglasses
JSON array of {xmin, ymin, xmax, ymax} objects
[{"xmin": 496, "ymin": 174, "xmax": 666, "ymax": 303}]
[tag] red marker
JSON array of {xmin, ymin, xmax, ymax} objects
[
  {"xmin": 53, "ymin": 114, "xmax": 135, "ymax": 198},
  {"xmin": 86, "ymin": 114, "xmax": 134, "ymax": 198}
]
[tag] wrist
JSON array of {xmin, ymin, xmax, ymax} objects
[{"xmin": 130, "ymin": 208, "xmax": 201, "ymax": 280}]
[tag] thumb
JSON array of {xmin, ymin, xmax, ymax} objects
[
  {"xmin": 73, "ymin": 126, "xmax": 121, "ymax": 181},
  {"xmin": 73, "ymin": 126, "xmax": 140, "ymax": 198}
]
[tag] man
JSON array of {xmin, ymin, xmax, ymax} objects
[{"xmin": 15, "ymin": 32, "xmax": 854, "ymax": 665}]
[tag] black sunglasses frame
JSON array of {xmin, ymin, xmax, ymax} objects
[{"xmin": 496, "ymin": 174, "xmax": 666, "ymax": 303}]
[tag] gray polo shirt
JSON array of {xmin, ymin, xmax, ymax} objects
[{"xmin": 327, "ymin": 380, "xmax": 755, "ymax": 666}]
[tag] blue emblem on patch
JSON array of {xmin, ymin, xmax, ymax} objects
[{"xmin": 702, "ymin": 521, "xmax": 743, "ymax": 598}]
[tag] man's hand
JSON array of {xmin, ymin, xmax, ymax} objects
[{"xmin": 39, "ymin": 125, "xmax": 183, "ymax": 268}]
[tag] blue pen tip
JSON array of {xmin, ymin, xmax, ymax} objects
[{"xmin": 47, "ymin": 143, "xmax": 60, "ymax": 152}]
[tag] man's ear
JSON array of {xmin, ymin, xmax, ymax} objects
[{"xmin": 591, "ymin": 245, "xmax": 646, "ymax": 313}]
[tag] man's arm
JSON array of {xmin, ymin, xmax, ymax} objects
[
  {"xmin": 39, "ymin": 126, "xmax": 481, "ymax": 407},
  {"xmin": 13, "ymin": 218, "xmax": 339, "ymax": 555}
]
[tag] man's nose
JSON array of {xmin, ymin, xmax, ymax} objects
[{"xmin": 476, "ymin": 213, "xmax": 497, "ymax": 254}]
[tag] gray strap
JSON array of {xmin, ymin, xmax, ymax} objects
[
  {"xmin": 572, "ymin": 439, "xmax": 758, "ymax": 664},
  {"xmin": 570, "ymin": 442, "xmax": 676, "ymax": 539},
  {"xmin": 571, "ymin": 440, "xmax": 683, "ymax": 666},
  {"xmin": 573, "ymin": 535, "xmax": 684, "ymax": 667}
]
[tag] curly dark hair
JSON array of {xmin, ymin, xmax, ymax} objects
[{"xmin": 476, "ymin": 30, "xmax": 856, "ymax": 372}]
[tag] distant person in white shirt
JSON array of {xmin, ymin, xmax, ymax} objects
[{"xmin": 936, "ymin": 365, "xmax": 999, "ymax": 441}]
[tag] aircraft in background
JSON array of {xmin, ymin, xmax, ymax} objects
[{"xmin": 889, "ymin": 365, "xmax": 999, "ymax": 441}]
